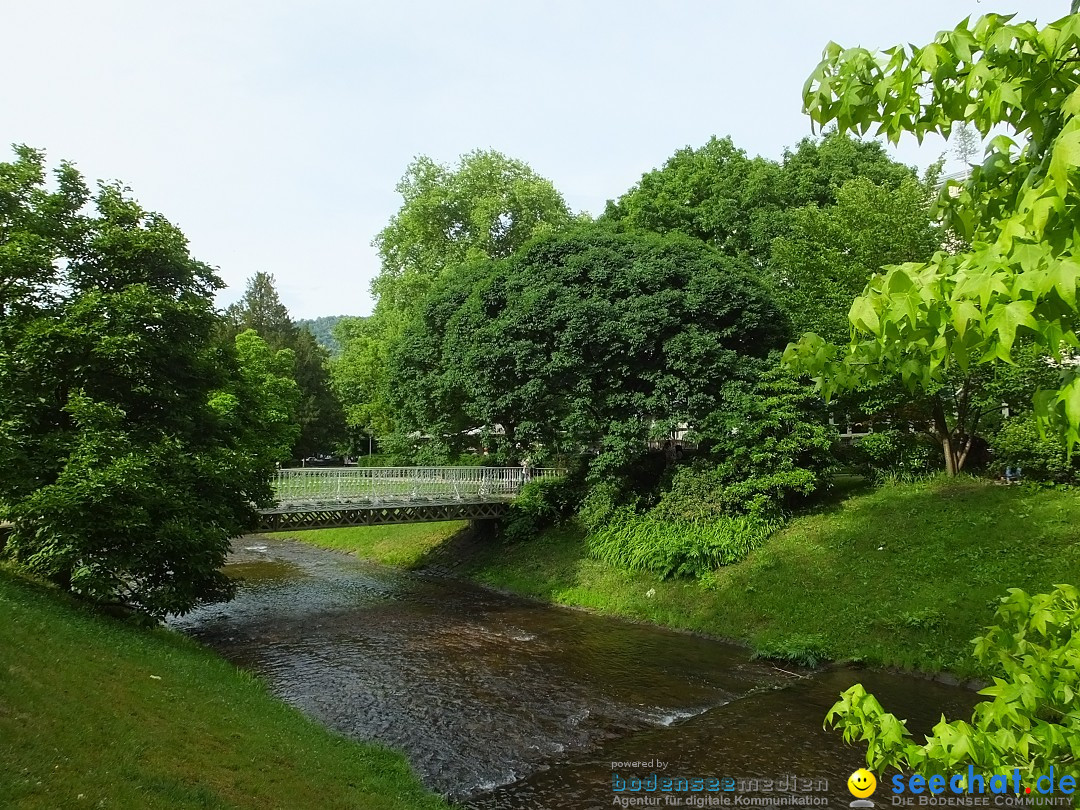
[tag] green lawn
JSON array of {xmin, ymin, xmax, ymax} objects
[
  {"xmin": 0, "ymin": 570, "xmax": 449, "ymax": 810},
  {"xmin": 269, "ymin": 521, "xmax": 468, "ymax": 568},
  {"xmin": 303, "ymin": 477, "xmax": 1078, "ymax": 680}
]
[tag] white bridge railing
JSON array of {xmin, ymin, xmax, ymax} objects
[{"xmin": 271, "ymin": 466, "xmax": 562, "ymax": 508}]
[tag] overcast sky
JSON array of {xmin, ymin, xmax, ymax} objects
[{"xmin": 2, "ymin": 1, "xmax": 1068, "ymax": 319}]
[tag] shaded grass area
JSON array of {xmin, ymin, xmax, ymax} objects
[
  {"xmin": 269, "ymin": 521, "xmax": 469, "ymax": 568},
  {"xmin": 0, "ymin": 570, "xmax": 450, "ymax": 810},
  {"xmin": 437, "ymin": 477, "xmax": 1079, "ymax": 678}
]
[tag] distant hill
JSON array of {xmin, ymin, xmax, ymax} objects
[{"xmin": 296, "ymin": 315, "xmax": 350, "ymax": 355}]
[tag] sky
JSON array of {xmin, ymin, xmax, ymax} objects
[{"xmin": 2, "ymin": 0, "xmax": 1069, "ymax": 319}]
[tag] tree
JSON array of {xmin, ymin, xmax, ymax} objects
[
  {"xmin": 343, "ymin": 150, "xmax": 573, "ymax": 446},
  {"xmin": 653, "ymin": 361, "xmax": 838, "ymax": 522},
  {"xmin": 0, "ymin": 145, "xmax": 87, "ymax": 325},
  {"xmin": 385, "ymin": 225, "xmax": 788, "ymax": 476},
  {"xmin": 0, "ymin": 147, "xmax": 294, "ymax": 618},
  {"xmin": 223, "ymin": 272, "xmax": 345, "ymax": 459},
  {"xmin": 371, "ymin": 150, "xmax": 574, "ymax": 317},
  {"xmin": 951, "ymin": 122, "xmax": 982, "ymax": 169},
  {"xmin": 602, "ymin": 136, "xmax": 774, "ymax": 258},
  {"xmin": 224, "ymin": 271, "xmax": 293, "ymax": 346},
  {"xmin": 330, "ymin": 316, "xmax": 394, "ymax": 452},
  {"xmin": 603, "ymin": 131, "xmax": 917, "ymax": 265},
  {"xmin": 786, "ymin": 11, "xmax": 1080, "ymax": 459},
  {"xmin": 769, "ymin": 174, "xmax": 941, "ymax": 344}
]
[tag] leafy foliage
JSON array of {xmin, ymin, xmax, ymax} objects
[
  {"xmin": 212, "ymin": 330, "xmax": 301, "ymax": 466},
  {"xmin": 654, "ymin": 363, "xmax": 837, "ymax": 522},
  {"xmin": 330, "ymin": 315, "xmax": 395, "ymax": 447},
  {"xmin": 602, "ymin": 136, "xmax": 775, "ymax": 258},
  {"xmin": 826, "ymin": 585, "xmax": 1080, "ymax": 791},
  {"xmin": 846, "ymin": 429, "xmax": 942, "ymax": 482},
  {"xmin": 768, "ymin": 174, "xmax": 941, "ymax": 344},
  {"xmin": 338, "ymin": 151, "xmax": 574, "ymax": 448},
  {"xmin": 604, "ymin": 131, "xmax": 916, "ymax": 265},
  {"xmin": 223, "ymin": 272, "xmax": 345, "ymax": 459},
  {"xmin": 501, "ymin": 475, "xmax": 585, "ymax": 544},
  {"xmin": 787, "ymin": 12, "xmax": 1080, "ymax": 449},
  {"xmin": 385, "ymin": 225, "xmax": 788, "ymax": 472},
  {"xmin": 586, "ymin": 514, "xmax": 779, "ymax": 578},
  {"xmin": 0, "ymin": 147, "xmax": 294, "ymax": 617},
  {"xmin": 372, "ymin": 149, "xmax": 574, "ymax": 317},
  {"xmin": 752, "ymin": 634, "xmax": 830, "ymax": 668},
  {"xmin": 991, "ymin": 415, "xmax": 1080, "ymax": 484}
]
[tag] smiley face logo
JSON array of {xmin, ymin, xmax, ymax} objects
[{"xmin": 848, "ymin": 769, "xmax": 877, "ymax": 798}]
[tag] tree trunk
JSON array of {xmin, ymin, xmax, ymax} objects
[
  {"xmin": 940, "ymin": 434, "xmax": 959, "ymax": 476},
  {"xmin": 931, "ymin": 397, "xmax": 964, "ymax": 476}
]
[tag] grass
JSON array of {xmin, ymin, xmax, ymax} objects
[
  {"xmin": 268, "ymin": 521, "xmax": 469, "ymax": 568},
  {"xmin": 0, "ymin": 569, "xmax": 450, "ymax": 810},
  {"xmin": 375, "ymin": 476, "xmax": 1078, "ymax": 679}
]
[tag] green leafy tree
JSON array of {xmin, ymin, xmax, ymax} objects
[
  {"xmin": 0, "ymin": 145, "xmax": 87, "ymax": 325},
  {"xmin": 952, "ymin": 122, "xmax": 982, "ymax": 169},
  {"xmin": 213, "ymin": 330, "xmax": 301, "ymax": 465},
  {"xmin": 654, "ymin": 361, "xmax": 838, "ymax": 522},
  {"xmin": 344, "ymin": 150, "xmax": 573, "ymax": 445},
  {"xmin": 991, "ymin": 412, "xmax": 1080, "ymax": 483},
  {"xmin": 224, "ymin": 271, "xmax": 294, "ymax": 346},
  {"xmin": 386, "ymin": 226, "xmax": 788, "ymax": 476},
  {"xmin": 223, "ymin": 272, "xmax": 345, "ymax": 459},
  {"xmin": 602, "ymin": 136, "xmax": 775, "ymax": 258},
  {"xmin": 604, "ymin": 131, "xmax": 916, "ymax": 264},
  {"xmin": 330, "ymin": 315, "xmax": 395, "ymax": 453},
  {"xmin": 786, "ymin": 12, "xmax": 1080, "ymax": 455},
  {"xmin": 372, "ymin": 150, "xmax": 574, "ymax": 317},
  {"xmin": 0, "ymin": 147, "xmax": 294, "ymax": 617},
  {"xmin": 826, "ymin": 585, "xmax": 1080, "ymax": 800},
  {"xmin": 769, "ymin": 174, "xmax": 941, "ymax": 344}
]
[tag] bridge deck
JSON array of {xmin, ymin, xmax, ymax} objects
[{"xmin": 258, "ymin": 466, "xmax": 559, "ymax": 530}]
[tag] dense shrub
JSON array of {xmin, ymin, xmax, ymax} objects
[
  {"xmin": 849, "ymin": 429, "xmax": 941, "ymax": 482},
  {"xmin": 655, "ymin": 362, "xmax": 836, "ymax": 522},
  {"xmin": 501, "ymin": 475, "xmax": 584, "ymax": 544},
  {"xmin": 586, "ymin": 514, "xmax": 778, "ymax": 578},
  {"xmin": 653, "ymin": 463, "xmax": 819, "ymax": 522},
  {"xmin": 990, "ymin": 416, "xmax": 1079, "ymax": 485}
]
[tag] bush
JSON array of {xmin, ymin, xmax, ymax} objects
[
  {"xmin": 586, "ymin": 514, "xmax": 779, "ymax": 578},
  {"xmin": 654, "ymin": 463, "xmax": 821, "ymax": 523},
  {"xmin": 849, "ymin": 429, "xmax": 941, "ymax": 482},
  {"xmin": 671, "ymin": 362, "xmax": 837, "ymax": 521},
  {"xmin": 990, "ymin": 416, "xmax": 1079, "ymax": 485},
  {"xmin": 752, "ymin": 634, "xmax": 830, "ymax": 668},
  {"xmin": 501, "ymin": 475, "xmax": 583, "ymax": 544}
]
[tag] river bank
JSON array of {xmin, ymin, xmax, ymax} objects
[
  {"xmin": 282, "ymin": 476, "xmax": 1080, "ymax": 680},
  {"xmin": 0, "ymin": 568, "xmax": 450, "ymax": 810}
]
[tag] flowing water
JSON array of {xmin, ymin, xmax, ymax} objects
[{"xmin": 172, "ymin": 537, "xmax": 979, "ymax": 808}]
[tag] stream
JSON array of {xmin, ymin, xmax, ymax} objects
[{"xmin": 171, "ymin": 537, "xmax": 979, "ymax": 808}]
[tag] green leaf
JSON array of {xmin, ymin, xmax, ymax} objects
[
  {"xmin": 849, "ymin": 295, "xmax": 880, "ymax": 335},
  {"xmin": 987, "ymin": 300, "xmax": 1038, "ymax": 356}
]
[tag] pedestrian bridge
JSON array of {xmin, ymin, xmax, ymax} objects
[{"xmin": 258, "ymin": 466, "xmax": 561, "ymax": 531}]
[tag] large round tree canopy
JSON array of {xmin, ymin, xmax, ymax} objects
[{"xmin": 387, "ymin": 226, "xmax": 789, "ymax": 469}]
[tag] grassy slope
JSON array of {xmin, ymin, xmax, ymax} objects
[
  {"xmin": 300, "ymin": 478, "xmax": 1079, "ymax": 679},
  {"xmin": 459, "ymin": 477, "xmax": 1080, "ymax": 677},
  {"xmin": 0, "ymin": 571, "xmax": 449, "ymax": 810},
  {"xmin": 268, "ymin": 521, "xmax": 468, "ymax": 568}
]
